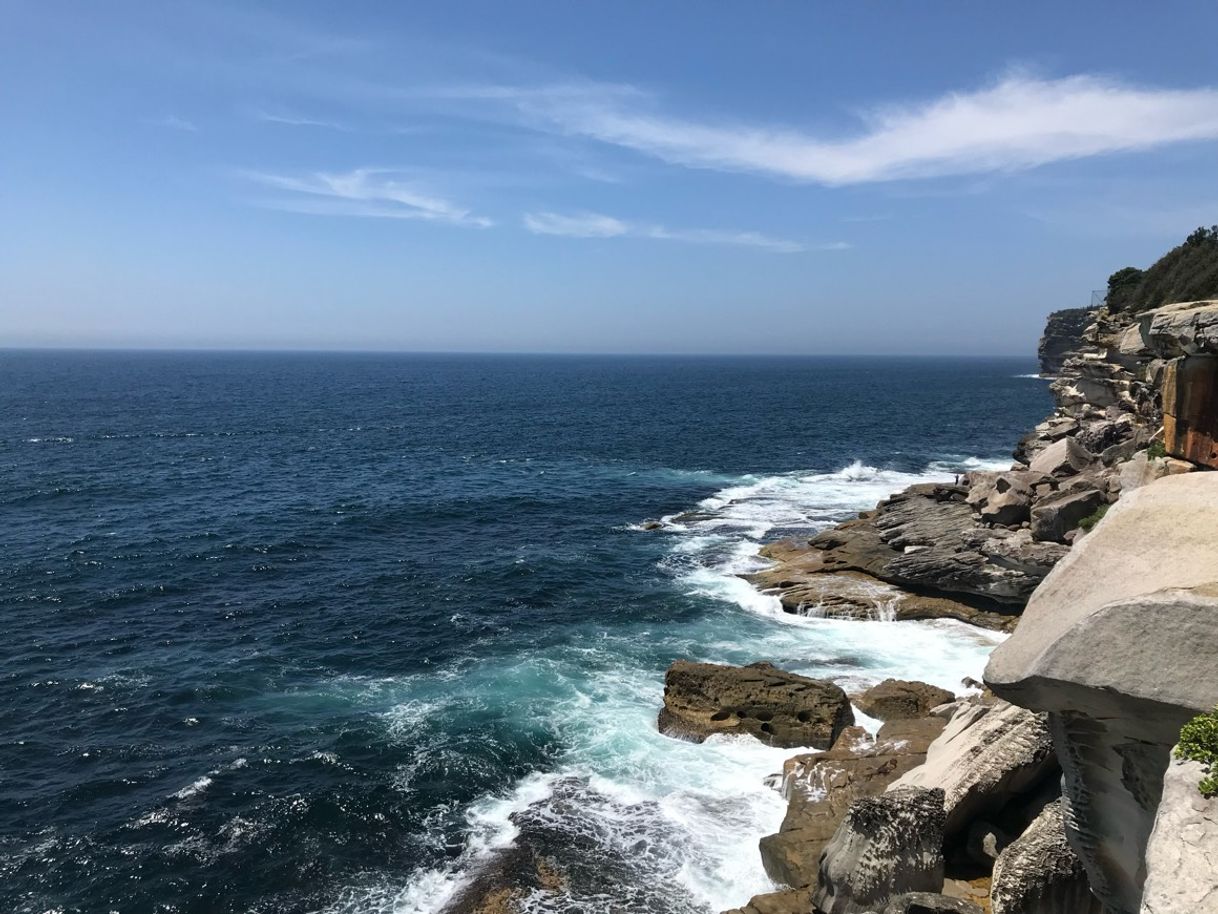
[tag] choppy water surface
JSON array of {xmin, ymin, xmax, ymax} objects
[{"xmin": 0, "ymin": 352, "xmax": 1050, "ymax": 913}]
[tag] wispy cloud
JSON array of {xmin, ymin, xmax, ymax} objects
[
  {"xmin": 243, "ymin": 168, "xmax": 493, "ymax": 227},
  {"xmin": 152, "ymin": 115, "xmax": 199, "ymax": 132},
  {"xmin": 483, "ymin": 74, "xmax": 1218, "ymax": 185},
  {"xmin": 251, "ymin": 109, "xmax": 351, "ymax": 131},
  {"xmin": 522, "ymin": 211, "xmax": 841, "ymax": 253}
]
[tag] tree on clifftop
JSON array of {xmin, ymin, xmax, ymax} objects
[
  {"xmin": 1109, "ymin": 225, "xmax": 1218, "ymax": 312},
  {"xmin": 1105, "ymin": 267, "xmax": 1144, "ymax": 312}
]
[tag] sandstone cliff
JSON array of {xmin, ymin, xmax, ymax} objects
[{"xmin": 1037, "ymin": 307, "xmax": 1093, "ymax": 375}]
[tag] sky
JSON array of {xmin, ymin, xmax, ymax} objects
[{"xmin": 3, "ymin": 1, "xmax": 1218, "ymax": 355}]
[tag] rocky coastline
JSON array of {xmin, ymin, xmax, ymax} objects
[
  {"xmin": 706, "ymin": 300, "xmax": 1218, "ymax": 914},
  {"xmin": 441, "ymin": 300, "xmax": 1218, "ymax": 914}
]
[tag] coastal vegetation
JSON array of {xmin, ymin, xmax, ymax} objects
[
  {"xmin": 1177, "ymin": 707, "xmax": 1218, "ymax": 798},
  {"xmin": 1107, "ymin": 225, "xmax": 1218, "ymax": 312}
]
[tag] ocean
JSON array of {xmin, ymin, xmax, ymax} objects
[{"xmin": 0, "ymin": 351, "xmax": 1051, "ymax": 914}]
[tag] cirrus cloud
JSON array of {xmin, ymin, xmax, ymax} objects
[
  {"xmin": 522, "ymin": 210, "xmax": 844, "ymax": 253},
  {"xmin": 488, "ymin": 73, "xmax": 1218, "ymax": 185},
  {"xmin": 242, "ymin": 168, "xmax": 493, "ymax": 227}
]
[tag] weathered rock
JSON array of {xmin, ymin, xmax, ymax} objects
[
  {"xmin": 1139, "ymin": 755, "xmax": 1218, "ymax": 914},
  {"xmin": 1116, "ymin": 451, "xmax": 1195, "ymax": 492},
  {"xmin": 966, "ymin": 470, "xmax": 1043, "ymax": 526},
  {"xmin": 986, "ymin": 473, "xmax": 1218, "ymax": 914},
  {"xmin": 1139, "ymin": 299, "xmax": 1218, "ymax": 357},
  {"xmin": 856, "ymin": 680, "xmax": 956, "ymax": 722},
  {"xmin": 990, "ymin": 799, "xmax": 1101, "ymax": 914},
  {"xmin": 797, "ymin": 484, "xmax": 1062, "ymax": 605},
  {"xmin": 882, "ymin": 892, "xmax": 984, "ymax": 914},
  {"xmin": 889, "ymin": 699, "xmax": 1057, "ymax": 838},
  {"xmin": 1028, "ymin": 486, "xmax": 1103, "ymax": 543},
  {"xmin": 1038, "ymin": 307, "xmax": 1093, "ymax": 375},
  {"xmin": 760, "ymin": 721, "xmax": 944, "ymax": 889},
  {"xmin": 1161, "ymin": 354, "xmax": 1218, "ymax": 468},
  {"xmin": 1027, "ymin": 436, "xmax": 1094, "ymax": 478},
  {"xmin": 746, "ymin": 557, "xmax": 1020, "ymax": 632},
  {"xmin": 721, "ymin": 887, "xmax": 810, "ymax": 914},
  {"xmin": 814, "ymin": 787, "xmax": 946, "ymax": 914},
  {"xmin": 658, "ymin": 660, "xmax": 853, "ymax": 749}
]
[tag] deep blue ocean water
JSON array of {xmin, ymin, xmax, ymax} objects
[{"xmin": 0, "ymin": 352, "xmax": 1050, "ymax": 914}]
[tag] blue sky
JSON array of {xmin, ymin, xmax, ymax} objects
[{"xmin": 3, "ymin": 1, "xmax": 1218, "ymax": 354}]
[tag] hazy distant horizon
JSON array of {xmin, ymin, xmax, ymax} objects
[
  {"xmin": 4, "ymin": 1, "xmax": 1217, "ymax": 354},
  {"xmin": 1, "ymin": 345, "xmax": 1042, "ymax": 359}
]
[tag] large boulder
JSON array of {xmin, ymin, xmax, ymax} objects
[
  {"xmin": 814, "ymin": 787, "xmax": 946, "ymax": 914},
  {"xmin": 1138, "ymin": 300, "xmax": 1218, "ymax": 357},
  {"xmin": 990, "ymin": 799, "xmax": 1102, "ymax": 914},
  {"xmin": 966, "ymin": 470, "xmax": 1043, "ymax": 526},
  {"xmin": 1139, "ymin": 755, "xmax": 1218, "ymax": 914},
  {"xmin": 1028, "ymin": 486, "xmax": 1104, "ymax": 543},
  {"xmin": 760, "ymin": 720, "xmax": 943, "ymax": 889},
  {"xmin": 986, "ymin": 473, "xmax": 1218, "ymax": 914},
  {"xmin": 856, "ymin": 680, "xmax": 956, "ymax": 722},
  {"xmin": 888, "ymin": 699, "xmax": 1057, "ymax": 838},
  {"xmin": 1027, "ymin": 436, "xmax": 1094, "ymax": 478},
  {"xmin": 658, "ymin": 660, "xmax": 852, "ymax": 749}
]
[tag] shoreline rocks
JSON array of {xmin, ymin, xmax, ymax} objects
[
  {"xmin": 658, "ymin": 660, "xmax": 853, "ymax": 749},
  {"xmin": 813, "ymin": 787, "xmax": 947, "ymax": 914},
  {"xmin": 759, "ymin": 717, "xmax": 947, "ymax": 890},
  {"xmin": 855, "ymin": 680, "xmax": 955, "ymax": 722},
  {"xmin": 887, "ymin": 699, "xmax": 1057, "ymax": 839}
]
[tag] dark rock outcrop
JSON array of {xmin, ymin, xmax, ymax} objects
[
  {"xmin": 804, "ymin": 483, "xmax": 1067, "ymax": 606},
  {"xmin": 441, "ymin": 777, "xmax": 704, "ymax": 914},
  {"xmin": 1038, "ymin": 307, "xmax": 1093, "ymax": 375},
  {"xmin": 814, "ymin": 787, "xmax": 946, "ymax": 914},
  {"xmin": 989, "ymin": 799, "xmax": 1102, "ymax": 914},
  {"xmin": 986, "ymin": 473, "xmax": 1218, "ymax": 914},
  {"xmin": 746, "ymin": 556, "xmax": 1021, "ymax": 632},
  {"xmin": 856, "ymin": 680, "xmax": 956, "ymax": 723},
  {"xmin": 658, "ymin": 660, "xmax": 853, "ymax": 749}
]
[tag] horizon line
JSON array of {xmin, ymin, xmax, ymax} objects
[{"xmin": 0, "ymin": 345, "xmax": 1037, "ymax": 360}]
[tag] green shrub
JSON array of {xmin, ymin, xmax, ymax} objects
[
  {"xmin": 1176, "ymin": 707, "xmax": 1218, "ymax": 798},
  {"xmin": 1147, "ymin": 440, "xmax": 1167, "ymax": 459},
  {"xmin": 1106, "ymin": 266, "xmax": 1145, "ymax": 312},
  {"xmin": 1076, "ymin": 504, "xmax": 1109, "ymax": 531}
]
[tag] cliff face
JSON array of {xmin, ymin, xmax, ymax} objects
[
  {"xmin": 985, "ymin": 474, "xmax": 1218, "ymax": 914},
  {"xmin": 985, "ymin": 300, "xmax": 1218, "ymax": 914},
  {"xmin": 1038, "ymin": 307, "xmax": 1094, "ymax": 375}
]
